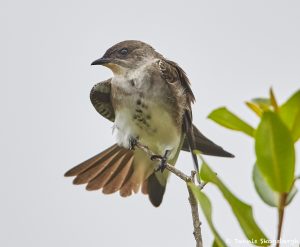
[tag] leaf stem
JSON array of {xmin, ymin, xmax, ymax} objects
[{"xmin": 276, "ymin": 193, "xmax": 287, "ymax": 247}]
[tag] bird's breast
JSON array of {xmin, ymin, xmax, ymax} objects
[{"xmin": 112, "ymin": 83, "xmax": 181, "ymax": 158}]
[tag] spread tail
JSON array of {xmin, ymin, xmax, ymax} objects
[{"xmin": 64, "ymin": 144, "xmax": 167, "ymax": 207}]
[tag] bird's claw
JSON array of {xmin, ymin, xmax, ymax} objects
[
  {"xmin": 129, "ymin": 137, "xmax": 138, "ymax": 150},
  {"xmin": 150, "ymin": 155, "xmax": 162, "ymax": 161},
  {"xmin": 155, "ymin": 157, "xmax": 167, "ymax": 173},
  {"xmin": 152, "ymin": 150, "xmax": 170, "ymax": 173}
]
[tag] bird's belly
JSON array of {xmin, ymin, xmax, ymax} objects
[{"xmin": 114, "ymin": 100, "xmax": 181, "ymax": 159}]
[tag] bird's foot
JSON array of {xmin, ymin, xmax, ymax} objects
[
  {"xmin": 152, "ymin": 150, "xmax": 170, "ymax": 173},
  {"xmin": 128, "ymin": 136, "xmax": 138, "ymax": 150}
]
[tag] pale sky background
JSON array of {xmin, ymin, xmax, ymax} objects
[{"xmin": 1, "ymin": 1, "xmax": 300, "ymax": 246}]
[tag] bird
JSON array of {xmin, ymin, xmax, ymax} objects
[{"xmin": 64, "ymin": 40, "xmax": 234, "ymax": 207}]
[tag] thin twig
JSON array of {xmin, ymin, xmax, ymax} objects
[
  {"xmin": 188, "ymin": 185, "xmax": 203, "ymax": 247},
  {"xmin": 136, "ymin": 142, "xmax": 192, "ymax": 182},
  {"xmin": 135, "ymin": 141, "xmax": 203, "ymax": 247}
]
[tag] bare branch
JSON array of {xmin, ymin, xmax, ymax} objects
[
  {"xmin": 188, "ymin": 185, "xmax": 203, "ymax": 247},
  {"xmin": 135, "ymin": 141, "xmax": 203, "ymax": 247},
  {"xmin": 136, "ymin": 142, "xmax": 192, "ymax": 182}
]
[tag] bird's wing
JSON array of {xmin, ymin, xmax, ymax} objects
[
  {"xmin": 90, "ymin": 78, "xmax": 115, "ymax": 122},
  {"xmin": 157, "ymin": 59, "xmax": 199, "ymax": 171},
  {"xmin": 181, "ymin": 124, "xmax": 234, "ymax": 157},
  {"xmin": 158, "ymin": 59, "xmax": 234, "ymax": 165},
  {"xmin": 158, "ymin": 59, "xmax": 195, "ymax": 110}
]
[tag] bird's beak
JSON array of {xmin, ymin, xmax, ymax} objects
[
  {"xmin": 91, "ymin": 57, "xmax": 111, "ymax": 65},
  {"xmin": 91, "ymin": 56, "xmax": 123, "ymax": 74}
]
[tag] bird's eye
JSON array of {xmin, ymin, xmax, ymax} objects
[{"xmin": 119, "ymin": 48, "xmax": 128, "ymax": 56}]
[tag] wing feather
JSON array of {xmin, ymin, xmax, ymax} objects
[
  {"xmin": 158, "ymin": 59, "xmax": 199, "ymax": 171},
  {"xmin": 158, "ymin": 59, "xmax": 234, "ymax": 159},
  {"xmin": 90, "ymin": 78, "xmax": 115, "ymax": 122},
  {"xmin": 181, "ymin": 124, "xmax": 234, "ymax": 157}
]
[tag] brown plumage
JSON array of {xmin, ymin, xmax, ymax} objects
[
  {"xmin": 65, "ymin": 145, "xmax": 146, "ymax": 198},
  {"xmin": 65, "ymin": 40, "xmax": 234, "ymax": 207}
]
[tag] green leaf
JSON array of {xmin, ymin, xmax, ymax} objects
[
  {"xmin": 279, "ymin": 90, "xmax": 300, "ymax": 142},
  {"xmin": 245, "ymin": 101, "xmax": 263, "ymax": 117},
  {"xmin": 269, "ymin": 88, "xmax": 279, "ymax": 112},
  {"xmin": 251, "ymin": 98, "xmax": 272, "ymax": 111},
  {"xmin": 253, "ymin": 164, "xmax": 280, "ymax": 207},
  {"xmin": 189, "ymin": 184, "xmax": 228, "ymax": 247},
  {"xmin": 208, "ymin": 107, "xmax": 255, "ymax": 137},
  {"xmin": 255, "ymin": 111, "xmax": 295, "ymax": 192},
  {"xmin": 286, "ymin": 186, "xmax": 298, "ymax": 205},
  {"xmin": 200, "ymin": 162, "xmax": 269, "ymax": 246},
  {"xmin": 253, "ymin": 164, "xmax": 298, "ymax": 207},
  {"xmin": 212, "ymin": 240, "xmax": 222, "ymax": 247}
]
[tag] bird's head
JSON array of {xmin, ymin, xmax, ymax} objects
[{"xmin": 91, "ymin": 40, "xmax": 159, "ymax": 75}]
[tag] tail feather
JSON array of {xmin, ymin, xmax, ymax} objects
[
  {"xmin": 119, "ymin": 166, "xmax": 135, "ymax": 197},
  {"xmin": 119, "ymin": 180, "xmax": 133, "ymax": 197},
  {"xmin": 65, "ymin": 144, "xmax": 168, "ymax": 206},
  {"xmin": 102, "ymin": 154, "xmax": 134, "ymax": 194},
  {"xmin": 72, "ymin": 147, "xmax": 122, "ymax": 185},
  {"xmin": 141, "ymin": 180, "xmax": 148, "ymax": 195},
  {"xmin": 86, "ymin": 149, "xmax": 128, "ymax": 191},
  {"xmin": 65, "ymin": 144, "xmax": 142, "ymax": 198},
  {"xmin": 64, "ymin": 144, "xmax": 118, "ymax": 177},
  {"xmin": 147, "ymin": 173, "xmax": 166, "ymax": 207}
]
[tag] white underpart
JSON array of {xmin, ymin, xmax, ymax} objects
[
  {"xmin": 111, "ymin": 60, "xmax": 181, "ymax": 160},
  {"xmin": 114, "ymin": 101, "xmax": 180, "ymax": 159}
]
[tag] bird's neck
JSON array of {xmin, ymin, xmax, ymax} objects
[{"xmin": 112, "ymin": 59, "xmax": 157, "ymax": 92}]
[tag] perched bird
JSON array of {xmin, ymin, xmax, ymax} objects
[{"xmin": 65, "ymin": 40, "xmax": 234, "ymax": 207}]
